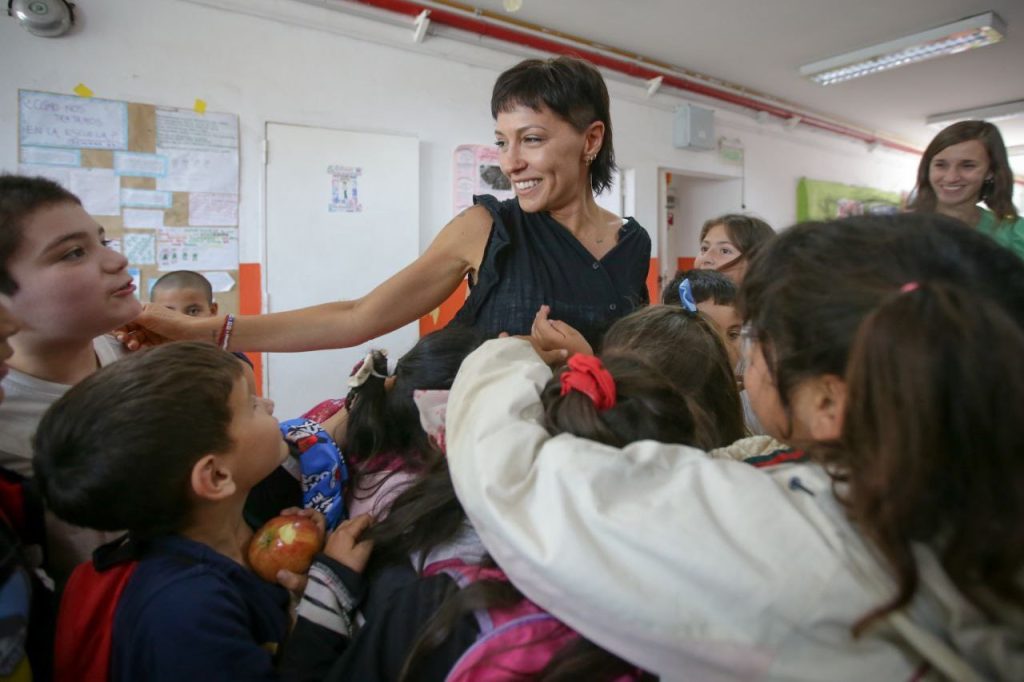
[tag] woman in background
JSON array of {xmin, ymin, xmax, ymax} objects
[{"xmin": 909, "ymin": 119, "xmax": 1024, "ymax": 259}]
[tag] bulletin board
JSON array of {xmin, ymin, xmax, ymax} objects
[{"xmin": 17, "ymin": 90, "xmax": 241, "ymax": 313}]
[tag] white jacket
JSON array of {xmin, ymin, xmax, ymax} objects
[{"xmin": 446, "ymin": 339, "xmax": 1023, "ymax": 681}]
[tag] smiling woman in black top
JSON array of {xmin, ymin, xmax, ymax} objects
[{"xmin": 124, "ymin": 56, "xmax": 651, "ymax": 352}]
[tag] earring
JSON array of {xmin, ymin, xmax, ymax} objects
[{"xmin": 584, "ymin": 154, "xmax": 595, "ymax": 165}]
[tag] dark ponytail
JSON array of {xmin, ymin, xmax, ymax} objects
[{"xmin": 834, "ymin": 282, "xmax": 1024, "ymax": 633}]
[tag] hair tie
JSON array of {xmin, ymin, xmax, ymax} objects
[
  {"xmin": 347, "ymin": 350, "xmax": 388, "ymax": 388},
  {"xmin": 678, "ymin": 278, "xmax": 698, "ymax": 316},
  {"xmin": 559, "ymin": 354, "xmax": 616, "ymax": 411},
  {"xmin": 900, "ymin": 281, "xmax": 920, "ymax": 294}
]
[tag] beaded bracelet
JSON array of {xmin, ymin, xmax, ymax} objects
[{"xmin": 217, "ymin": 314, "xmax": 236, "ymax": 350}]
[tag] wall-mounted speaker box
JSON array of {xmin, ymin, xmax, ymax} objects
[{"xmin": 674, "ymin": 103, "xmax": 715, "ymax": 150}]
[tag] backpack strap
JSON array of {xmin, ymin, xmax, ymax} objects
[{"xmin": 55, "ymin": 537, "xmax": 139, "ymax": 682}]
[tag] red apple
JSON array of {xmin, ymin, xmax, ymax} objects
[{"xmin": 248, "ymin": 515, "xmax": 325, "ymax": 583}]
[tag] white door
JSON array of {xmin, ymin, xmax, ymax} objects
[{"xmin": 265, "ymin": 123, "xmax": 419, "ymax": 418}]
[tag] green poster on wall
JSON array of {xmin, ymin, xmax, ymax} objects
[{"xmin": 796, "ymin": 178, "xmax": 904, "ymax": 221}]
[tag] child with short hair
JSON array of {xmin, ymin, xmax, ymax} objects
[
  {"xmin": 661, "ymin": 268, "xmax": 740, "ymax": 361},
  {"xmin": 149, "ymin": 269, "xmax": 218, "ymax": 317},
  {"xmin": 0, "ymin": 174, "xmax": 141, "ymax": 582},
  {"xmin": 33, "ymin": 342, "xmax": 372, "ymax": 681}
]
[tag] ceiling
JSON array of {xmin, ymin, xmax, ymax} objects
[{"xmin": 464, "ymin": 0, "xmax": 1024, "ymax": 152}]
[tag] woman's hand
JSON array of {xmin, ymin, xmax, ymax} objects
[
  {"xmin": 323, "ymin": 514, "xmax": 375, "ymax": 574},
  {"xmin": 114, "ymin": 304, "xmax": 218, "ymax": 351},
  {"xmin": 531, "ymin": 305, "xmax": 593, "ymax": 358}
]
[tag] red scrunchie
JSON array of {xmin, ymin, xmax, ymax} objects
[{"xmin": 559, "ymin": 354, "xmax": 616, "ymax": 411}]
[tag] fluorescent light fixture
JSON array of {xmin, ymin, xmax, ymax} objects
[
  {"xmin": 926, "ymin": 99, "xmax": 1024, "ymax": 127},
  {"xmin": 800, "ymin": 12, "xmax": 1006, "ymax": 86}
]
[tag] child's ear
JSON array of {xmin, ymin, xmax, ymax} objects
[
  {"xmin": 209, "ymin": 301, "xmax": 219, "ymax": 316},
  {"xmin": 190, "ymin": 454, "xmax": 237, "ymax": 501},
  {"xmin": 805, "ymin": 374, "xmax": 847, "ymax": 441}
]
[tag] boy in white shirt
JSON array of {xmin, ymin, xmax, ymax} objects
[{"xmin": 0, "ymin": 174, "xmax": 141, "ymax": 581}]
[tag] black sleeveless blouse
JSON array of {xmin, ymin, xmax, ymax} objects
[{"xmin": 450, "ymin": 195, "xmax": 651, "ymax": 348}]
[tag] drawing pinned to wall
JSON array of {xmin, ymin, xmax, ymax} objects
[
  {"xmin": 452, "ymin": 144, "xmax": 513, "ymax": 213},
  {"xmin": 157, "ymin": 227, "xmax": 239, "ymax": 271},
  {"xmin": 796, "ymin": 178, "xmax": 905, "ymax": 221},
  {"xmin": 124, "ymin": 232, "xmax": 157, "ymax": 265},
  {"xmin": 328, "ymin": 165, "xmax": 363, "ymax": 213}
]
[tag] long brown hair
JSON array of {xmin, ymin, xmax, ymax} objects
[
  {"xmin": 740, "ymin": 214, "xmax": 1024, "ymax": 632},
  {"xmin": 908, "ymin": 120, "xmax": 1019, "ymax": 222},
  {"xmin": 602, "ymin": 305, "xmax": 747, "ymax": 448},
  {"xmin": 836, "ymin": 283, "xmax": 1024, "ymax": 632}
]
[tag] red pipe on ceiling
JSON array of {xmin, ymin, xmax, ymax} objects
[{"xmin": 350, "ymin": 0, "xmax": 925, "ymax": 155}]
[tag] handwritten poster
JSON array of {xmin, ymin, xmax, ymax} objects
[
  {"xmin": 155, "ymin": 109, "xmax": 238, "ymax": 150},
  {"xmin": 19, "ymin": 91, "xmax": 128, "ymax": 150},
  {"xmin": 157, "ymin": 227, "xmax": 239, "ymax": 271},
  {"xmin": 69, "ymin": 168, "xmax": 121, "ymax": 216},
  {"xmin": 156, "ymin": 148, "xmax": 238, "ymax": 194},
  {"xmin": 114, "ymin": 152, "xmax": 168, "ymax": 178},
  {"xmin": 189, "ymin": 192, "xmax": 238, "ymax": 226}
]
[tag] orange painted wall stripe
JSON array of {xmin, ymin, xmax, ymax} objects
[
  {"xmin": 646, "ymin": 257, "xmax": 660, "ymax": 306},
  {"xmin": 238, "ymin": 262, "xmax": 263, "ymax": 395},
  {"xmin": 676, "ymin": 256, "xmax": 696, "ymax": 272}
]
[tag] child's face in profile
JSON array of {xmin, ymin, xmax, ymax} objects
[
  {"xmin": 222, "ymin": 367, "xmax": 286, "ymax": 490},
  {"xmin": 150, "ymin": 287, "xmax": 217, "ymax": 317},
  {"xmin": 696, "ymin": 300, "xmax": 741, "ymax": 367},
  {"xmin": 2, "ymin": 202, "xmax": 141, "ymax": 341}
]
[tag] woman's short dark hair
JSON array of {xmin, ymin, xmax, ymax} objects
[
  {"xmin": 492, "ymin": 56, "xmax": 616, "ymax": 194},
  {"xmin": 32, "ymin": 343, "xmax": 245, "ymax": 538},
  {"xmin": 908, "ymin": 120, "xmax": 1018, "ymax": 222}
]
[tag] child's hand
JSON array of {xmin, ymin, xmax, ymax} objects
[
  {"xmin": 278, "ymin": 506, "xmax": 327, "ymax": 538},
  {"xmin": 273, "ymin": 507, "xmax": 327, "ymax": 598},
  {"xmin": 498, "ymin": 332, "xmax": 568, "ymax": 366},
  {"xmin": 531, "ymin": 305, "xmax": 593, "ymax": 358},
  {"xmin": 324, "ymin": 514, "xmax": 374, "ymax": 574}
]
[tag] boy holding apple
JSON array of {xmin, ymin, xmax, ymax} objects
[{"xmin": 32, "ymin": 342, "xmax": 372, "ymax": 681}]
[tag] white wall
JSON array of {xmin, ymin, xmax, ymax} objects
[{"xmin": 2, "ymin": 0, "xmax": 923, "ymax": 275}]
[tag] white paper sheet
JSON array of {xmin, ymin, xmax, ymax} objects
[
  {"xmin": 156, "ymin": 148, "xmax": 238, "ymax": 194},
  {"xmin": 121, "ymin": 188, "xmax": 173, "ymax": 209},
  {"xmin": 69, "ymin": 168, "xmax": 121, "ymax": 216},
  {"xmin": 155, "ymin": 109, "xmax": 238, "ymax": 150},
  {"xmin": 124, "ymin": 232, "xmax": 157, "ymax": 265},
  {"xmin": 122, "ymin": 208, "xmax": 165, "ymax": 229},
  {"xmin": 114, "ymin": 152, "xmax": 168, "ymax": 178},
  {"xmin": 18, "ymin": 164, "xmax": 71, "ymax": 188},
  {"xmin": 157, "ymin": 227, "xmax": 239, "ymax": 271},
  {"xmin": 189, "ymin": 192, "xmax": 238, "ymax": 226},
  {"xmin": 20, "ymin": 146, "xmax": 81, "ymax": 167},
  {"xmin": 19, "ymin": 90, "xmax": 128, "ymax": 150},
  {"xmin": 204, "ymin": 271, "xmax": 236, "ymax": 293}
]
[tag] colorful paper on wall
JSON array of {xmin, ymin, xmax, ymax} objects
[
  {"xmin": 452, "ymin": 144, "xmax": 513, "ymax": 215},
  {"xmin": 20, "ymin": 146, "xmax": 81, "ymax": 167},
  {"xmin": 157, "ymin": 227, "xmax": 239, "ymax": 271},
  {"xmin": 796, "ymin": 178, "xmax": 904, "ymax": 221}
]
